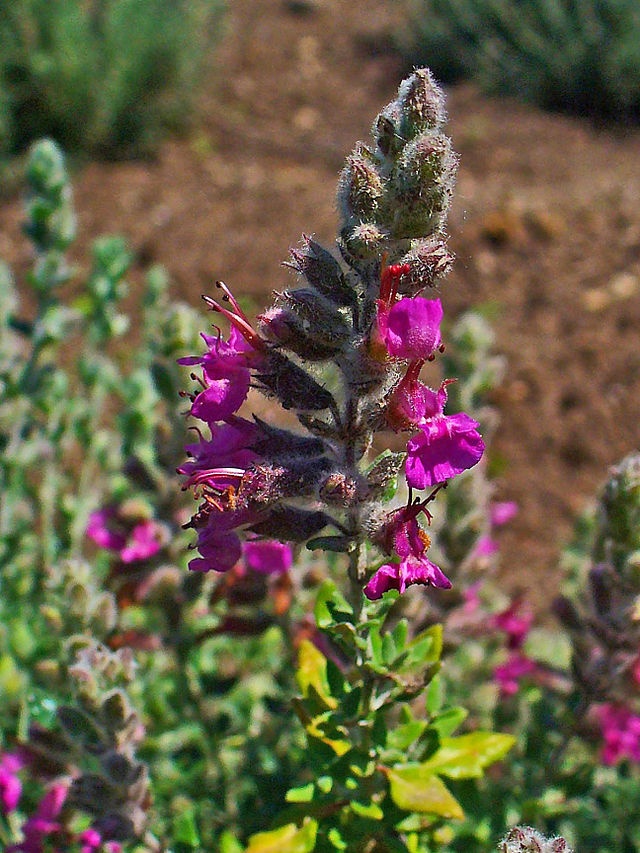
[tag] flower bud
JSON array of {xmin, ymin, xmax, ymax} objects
[
  {"xmin": 397, "ymin": 68, "xmax": 446, "ymax": 138},
  {"xmin": 390, "ymin": 132, "xmax": 457, "ymax": 239},
  {"xmin": 396, "ymin": 238, "xmax": 454, "ymax": 294},
  {"xmin": 240, "ymin": 457, "xmax": 332, "ymax": 506},
  {"xmin": 252, "ymin": 416, "xmax": 325, "ymax": 457},
  {"xmin": 286, "ymin": 235, "xmax": 356, "ymax": 306},
  {"xmin": 256, "ymin": 350, "xmax": 337, "ymax": 411},
  {"xmin": 249, "ymin": 507, "xmax": 333, "ymax": 541},
  {"xmin": 341, "ymin": 221, "xmax": 389, "ymax": 260},
  {"xmin": 372, "ymin": 102, "xmax": 403, "ymax": 159},
  {"xmin": 318, "ymin": 471, "xmax": 359, "ymax": 506},
  {"xmin": 337, "ymin": 144, "xmax": 385, "ymax": 223},
  {"xmin": 259, "ymin": 306, "xmax": 344, "ymax": 360},
  {"xmin": 500, "ymin": 827, "xmax": 571, "ymax": 853}
]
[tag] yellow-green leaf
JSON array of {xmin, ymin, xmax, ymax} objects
[
  {"xmin": 296, "ymin": 640, "xmax": 336, "ymax": 708},
  {"xmin": 384, "ymin": 765, "xmax": 464, "ymax": 819},
  {"xmin": 244, "ymin": 819, "xmax": 317, "ymax": 853},
  {"xmin": 421, "ymin": 732, "xmax": 516, "ymax": 779}
]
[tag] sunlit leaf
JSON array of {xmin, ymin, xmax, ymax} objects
[
  {"xmin": 296, "ymin": 639, "xmax": 337, "ymax": 709},
  {"xmin": 244, "ymin": 819, "xmax": 317, "ymax": 853},
  {"xmin": 384, "ymin": 765, "xmax": 464, "ymax": 819},
  {"xmin": 421, "ymin": 732, "xmax": 516, "ymax": 779}
]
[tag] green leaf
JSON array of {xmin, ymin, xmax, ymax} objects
[
  {"xmin": 425, "ymin": 674, "xmax": 442, "ymax": 714},
  {"xmin": 351, "ymin": 800, "xmax": 384, "ymax": 820},
  {"xmin": 317, "ymin": 775, "xmax": 333, "ymax": 793},
  {"xmin": 286, "ymin": 783, "xmax": 315, "ymax": 803},
  {"xmin": 328, "ymin": 828, "xmax": 347, "ymax": 850},
  {"xmin": 384, "ymin": 765, "xmax": 464, "ymax": 819},
  {"xmin": 244, "ymin": 819, "xmax": 317, "ymax": 853},
  {"xmin": 382, "ymin": 632, "xmax": 397, "ymax": 666},
  {"xmin": 421, "ymin": 732, "xmax": 516, "ymax": 779},
  {"xmin": 314, "ymin": 581, "xmax": 353, "ymax": 629},
  {"xmin": 392, "ymin": 618, "xmax": 408, "ymax": 650},
  {"xmin": 387, "ymin": 720, "xmax": 427, "ymax": 751},
  {"xmin": 430, "ymin": 707, "xmax": 468, "ymax": 738},
  {"xmin": 296, "ymin": 639, "xmax": 336, "ymax": 708},
  {"xmin": 172, "ymin": 806, "xmax": 200, "ymax": 847},
  {"xmin": 220, "ymin": 832, "xmax": 243, "ymax": 853}
]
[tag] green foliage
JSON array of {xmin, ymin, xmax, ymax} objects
[
  {"xmin": 0, "ymin": 0, "xmax": 225, "ymax": 159},
  {"xmin": 276, "ymin": 584, "xmax": 514, "ymax": 852},
  {"xmin": 403, "ymin": 0, "xmax": 640, "ymax": 119}
]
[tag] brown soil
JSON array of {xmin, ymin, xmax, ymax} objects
[{"xmin": 2, "ymin": 0, "xmax": 640, "ymax": 602}]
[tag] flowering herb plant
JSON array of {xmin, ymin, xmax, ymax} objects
[{"xmin": 1, "ymin": 66, "xmax": 638, "ymax": 853}]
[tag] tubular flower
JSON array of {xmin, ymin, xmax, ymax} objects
[
  {"xmin": 379, "ymin": 296, "xmax": 443, "ymax": 360},
  {"xmin": 179, "ymin": 281, "xmax": 267, "ymax": 423},
  {"xmin": 399, "ymin": 380, "xmax": 484, "ymax": 489},
  {"xmin": 0, "ymin": 753, "xmax": 22, "ymax": 814},
  {"xmin": 493, "ymin": 654, "xmax": 538, "ymax": 696},
  {"xmin": 364, "ymin": 556, "xmax": 451, "ymax": 600},
  {"xmin": 243, "ymin": 540, "xmax": 292, "ymax": 574},
  {"xmin": 366, "ymin": 496, "xmax": 451, "ymax": 600},
  {"xmin": 596, "ymin": 703, "xmax": 640, "ymax": 765}
]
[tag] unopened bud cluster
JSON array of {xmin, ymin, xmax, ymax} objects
[
  {"xmin": 24, "ymin": 641, "xmax": 149, "ymax": 844},
  {"xmin": 556, "ymin": 453, "xmax": 640, "ymax": 708},
  {"xmin": 179, "ymin": 70, "xmax": 484, "ymax": 601},
  {"xmin": 500, "ymin": 827, "xmax": 572, "ymax": 853}
]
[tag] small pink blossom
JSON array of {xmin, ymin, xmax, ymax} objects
[
  {"xmin": 388, "ymin": 378, "xmax": 484, "ymax": 488},
  {"xmin": 491, "ymin": 501, "xmax": 518, "ymax": 527},
  {"xmin": 86, "ymin": 508, "xmax": 126, "ymax": 552},
  {"xmin": 491, "ymin": 599, "xmax": 533, "ymax": 650},
  {"xmin": 79, "ymin": 828, "xmax": 102, "ymax": 853},
  {"xmin": 243, "ymin": 540, "xmax": 292, "ymax": 574},
  {"xmin": 86, "ymin": 509, "xmax": 166, "ymax": 565},
  {"xmin": 597, "ymin": 703, "xmax": 640, "ymax": 765},
  {"xmin": 120, "ymin": 520, "xmax": 163, "ymax": 563},
  {"xmin": 494, "ymin": 653, "xmax": 537, "ymax": 696},
  {"xmin": 0, "ymin": 753, "xmax": 23, "ymax": 814},
  {"xmin": 364, "ymin": 557, "xmax": 451, "ymax": 600},
  {"xmin": 474, "ymin": 535, "xmax": 499, "ymax": 558}
]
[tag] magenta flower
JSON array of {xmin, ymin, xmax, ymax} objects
[
  {"xmin": 120, "ymin": 521, "xmax": 164, "ymax": 563},
  {"xmin": 493, "ymin": 653, "xmax": 537, "ymax": 696},
  {"xmin": 243, "ymin": 540, "xmax": 292, "ymax": 574},
  {"xmin": 86, "ymin": 508, "xmax": 126, "ymax": 552},
  {"xmin": 374, "ymin": 501, "xmax": 433, "ymax": 558},
  {"xmin": 79, "ymin": 828, "xmax": 102, "ymax": 853},
  {"xmin": 9, "ymin": 782, "xmax": 67, "ymax": 853},
  {"xmin": 406, "ymin": 412, "xmax": 484, "ymax": 489},
  {"xmin": 180, "ymin": 418, "xmax": 258, "ymax": 479},
  {"xmin": 189, "ymin": 524, "xmax": 244, "ymax": 574},
  {"xmin": 0, "ymin": 753, "xmax": 23, "ymax": 814},
  {"xmin": 396, "ymin": 380, "xmax": 484, "ymax": 489},
  {"xmin": 180, "ymin": 282, "xmax": 268, "ymax": 424},
  {"xmin": 378, "ymin": 296, "xmax": 443, "ymax": 360},
  {"xmin": 86, "ymin": 509, "xmax": 166, "ymax": 564},
  {"xmin": 597, "ymin": 704, "xmax": 640, "ymax": 765},
  {"xmin": 491, "ymin": 501, "xmax": 518, "ymax": 527},
  {"xmin": 364, "ymin": 556, "xmax": 451, "ymax": 600},
  {"xmin": 491, "ymin": 599, "xmax": 533, "ymax": 650}
]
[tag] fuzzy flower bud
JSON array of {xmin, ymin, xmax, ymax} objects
[
  {"xmin": 397, "ymin": 67, "xmax": 447, "ymax": 138},
  {"xmin": 500, "ymin": 827, "xmax": 571, "ymax": 853},
  {"xmin": 390, "ymin": 132, "xmax": 457, "ymax": 238},
  {"xmin": 286, "ymin": 235, "xmax": 355, "ymax": 307},
  {"xmin": 337, "ymin": 144, "xmax": 385, "ymax": 223}
]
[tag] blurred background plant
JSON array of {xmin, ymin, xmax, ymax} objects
[
  {"xmin": 0, "ymin": 0, "xmax": 225, "ymax": 161},
  {"xmin": 401, "ymin": 0, "xmax": 640, "ymax": 119}
]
